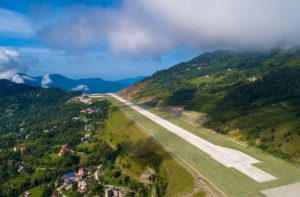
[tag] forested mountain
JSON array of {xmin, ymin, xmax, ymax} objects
[
  {"xmin": 0, "ymin": 79, "xmax": 39, "ymax": 97},
  {"xmin": 119, "ymin": 49, "xmax": 300, "ymax": 163},
  {"xmin": 116, "ymin": 76, "xmax": 145, "ymax": 86}
]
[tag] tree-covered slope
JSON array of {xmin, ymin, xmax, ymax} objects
[
  {"xmin": 0, "ymin": 79, "xmax": 39, "ymax": 97},
  {"xmin": 119, "ymin": 49, "xmax": 300, "ymax": 163},
  {"xmin": 2, "ymin": 81, "xmax": 158, "ymax": 197},
  {"xmin": 0, "ymin": 87, "xmax": 119, "ymax": 196}
]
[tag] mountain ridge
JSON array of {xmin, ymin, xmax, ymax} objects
[
  {"xmin": 0, "ymin": 79, "xmax": 40, "ymax": 97},
  {"xmin": 17, "ymin": 73, "xmax": 144, "ymax": 93}
]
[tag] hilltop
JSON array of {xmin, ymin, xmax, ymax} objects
[{"xmin": 119, "ymin": 49, "xmax": 300, "ymax": 163}]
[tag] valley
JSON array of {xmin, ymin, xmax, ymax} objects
[{"xmin": 1, "ymin": 1, "xmax": 300, "ymax": 197}]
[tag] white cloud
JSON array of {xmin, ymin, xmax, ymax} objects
[
  {"xmin": 36, "ymin": 0, "xmax": 300, "ymax": 57},
  {"xmin": 41, "ymin": 74, "xmax": 52, "ymax": 88},
  {"xmin": 21, "ymin": 75, "xmax": 36, "ymax": 81},
  {"xmin": 11, "ymin": 74, "xmax": 24, "ymax": 83},
  {"xmin": 72, "ymin": 84, "xmax": 89, "ymax": 91},
  {"xmin": 0, "ymin": 47, "xmax": 28, "ymax": 83},
  {"xmin": 0, "ymin": 8, "xmax": 34, "ymax": 37}
]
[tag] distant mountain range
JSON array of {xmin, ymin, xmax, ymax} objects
[{"xmin": 18, "ymin": 74, "xmax": 144, "ymax": 93}]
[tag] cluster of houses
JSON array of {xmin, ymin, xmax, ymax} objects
[
  {"xmin": 105, "ymin": 186, "xmax": 129, "ymax": 197},
  {"xmin": 53, "ymin": 96, "xmax": 131, "ymax": 196},
  {"xmin": 57, "ymin": 168, "xmax": 90, "ymax": 193},
  {"xmin": 72, "ymin": 115, "xmax": 89, "ymax": 123},
  {"xmin": 53, "ymin": 165, "xmax": 129, "ymax": 196},
  {"xmin": 80, "ymin": 107, "xmax": 95, "ymax": 114},
  {"xmin": 79, "ymin": 94, "xmax": 92, "ymax": 105}
]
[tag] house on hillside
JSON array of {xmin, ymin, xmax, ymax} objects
[
  {"xmin": 14, "ymin": 145, "xmax": 26, "ymax": 154},
  {"xmin": 85, "ymin": 124, "xmax": 94, "ymax": 131},
  {"xmin": 77, "ymin": 167, "xmax": 88, "ymax": 178},
  {"xmin": 81, "ymin": 133, "xmax": 92, "ymax": 143},
  {"xmin": 72, "ymin": 116, "xmax": 80, "ymax": 121},
  {"xmin": 61, "ymin": 172, "xmax": 75, "ymax": 191},
  {"xmin": 77, "ymin": 180, "xmax": 87, "ymax": 192},
  {"xmin": 59, "ymin": 144, "xmax": 70, "ymax": 156},
  {"xmin": 18, "ymin": 165, "xmax": 26, "ymax": 173},
  {"xmin": 44, "ymin": 129, "xmax": 50, "ymax": 133},
  {"xmin": 113, "ymin": 188, "xmax": 123, "ymax": 196},
  {"xmin": 105, "ymin": 187, "xmax": 126, "ymax": 197},
  {"xmin": 80, "ymin": 108, "xmax": 94, "ymax": 114},
  {"xmin": 105, "ymin": 190, "xmax": 113, "ymax": 197},
  {"xmin": 79, "ymin": 95, "xmax": 92, "ymax": 105},
  {"xmin": 64, "ymin": 172, "xmax": 76, "ymax": 181}
]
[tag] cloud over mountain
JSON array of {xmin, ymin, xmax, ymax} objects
[
  {"xmin": 72, "ymin": 84, "xmax": 89, "ymax": 91},
  {"xmin": 41, "ymin": 74, "xmax": 52, "ymax": 88},
  {"xmin": 0, "ymin": 47, "xmax": 28, "ymax": 83}
]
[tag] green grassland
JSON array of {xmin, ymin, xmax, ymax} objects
[
  {"xmin": 18, "ymin": 186, "xmax": 43, "ymax": 197},
  {"xmin": 103, "ymin": 105, "xmax": 197, "ymax": 196},
  {"xmin": 107, "ymin": 96, "xmax": 300, "ymax": 197},
  {"xmin": 227, "ymin": 105, "xmax": 300, "ymax": 159}
]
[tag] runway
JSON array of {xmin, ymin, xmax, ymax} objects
[{"xmin": 108, "ymin": 93, "xmax": 277, "ymax": 183}]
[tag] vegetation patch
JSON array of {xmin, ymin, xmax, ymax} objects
[{"xmin": 104, "ymin": 106, "xmax": 197, "ymax": 196}]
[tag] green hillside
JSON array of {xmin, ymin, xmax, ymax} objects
[
  {"xmin": 0, "ymin": 84, "xmax": 148, "ymax": 196},
  {"xmin": 119, "ymin": 49, "xmax": 300, "ymax": 163},
  {"xmin": 0, "ymin": 79, "xmax": 39, "ymax": 97}
]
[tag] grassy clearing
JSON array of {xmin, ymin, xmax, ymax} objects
[
  {"xmin": 48, "ymin": 153, "xmax": 60, "ymax": 162},
  {"xmin": 76, "ymin": 142, "xmax": 95, "ymax": 152},
  {"xmin": 193, "ymin": 190, "xmax": 206, "ymax": 197},
  {"xmin": 163, "ymin": 155, "xmax": 195, "ymax": 197},
  {"xmin": 28, "ymin": 187, "xmax": 43, "ymax": 197},
  {"xmin": 18, "ymin": 186, "xmax": 43, "ymax": 197},
  {"xmin": 105, "ymin": 106, "xmax": 196, "ymax": 196},
  {"xmin": 230, "ymin": 106, "xmax": 300, "ymax": 161},
  {"xmin": 107, "ymin": 96, "xmax": 300, "ymax": 197}
]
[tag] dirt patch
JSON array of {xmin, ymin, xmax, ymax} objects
[
  {"xmin": 118, "ymin": 81, "xmax": 148, "ymax": 101},
  {"xmin": 140, "ymin": 167, "xmax": 156, "ymax": 185},
  {"xmin": 160, "ymin": 106, "xmax": 209, "ymax": 127}
]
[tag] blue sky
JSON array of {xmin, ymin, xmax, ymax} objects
[
  {"xmin": 0, "ymin": 0, "xmax": 299, "ymax": 80},
  {"xmin": 0, "ymin": 0, "xmax": 200, "ymax": 80}
]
